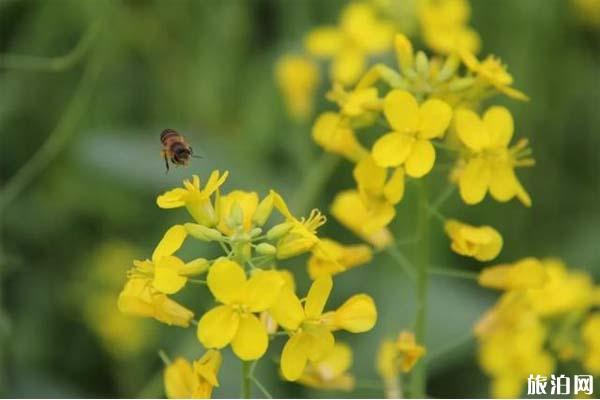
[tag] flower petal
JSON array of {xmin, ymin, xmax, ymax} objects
[
  {"xmin": 331, "ymin": 47, "xmax": 365, "ymax": 86},
  {"xmin": 164, "ymin": 358, "xmax": 197, "ymax": 399},
  {"xmin": 383, "ymin": 166, "xmax": 405, "ymax": 204},
  {"xmin": 304, "ymin": 275, "xmax": 333, "ymax": 319},
  {"xmin": 383, "ymin": 90, "xmax": 419, "ymax": 133},
  {"xmin": 244, "ymin": 270, "xmax": 285, "ymax": 312},
  {"xmin": 152, "ymin": 225, "xmax": 187, "ymax": 263},
  {"xmin": 207, "ymin": 258, "xmax": 246, "ymax": 305},
  {"xmin": 327, "ymin": 294, "xmax": 377, "ymax": 332},
  {"xmin": 281, "ymin": 333, "xmax": 310, "ymax": 381},
  {"xmin": 304, "ymin": 27, "xmax": 343, "ymax": 57},
  {"xmin": 372, "ymin": 132, "xmax": 414, "ymax": 168},
  {"xmin": 483, "ymin": 106, "xmax": 513, "ymax": 148},
  {"xmin": 459, "ymin": 157, "xmax": 491, "ymax": 205},
  {"xmin": 231, "ymin": 313, "xmax": 269, "ymax": 360},
  {"xmin": 455, "ymin": 108, "xmax": 489, "ymax": 151},
  {"xmin": 489, "ymin": 163, "xmax": 518, "ymax": 202},
  {"xmin": 304, "ymin": 324, "xmax": 335, "ymax": 362},
  {"xmin": 405, "ymin": 139, "xmax": 436, "ymax": 178},
  {"xmin": 418, "ymin": 99, "xmax": 452, "ymax": 139},
  {"xmin": 157, "ymin": 188, "xmax": 188, "ymax": 209},
  {"xmin": 153, "ymin": 256, "xmax": 187, "ymax": 294},
  {"xmin": 197, "ymin": 305, "xmax": 239, "ymax": 349},
  {"xmin": 269, "ymin": 287, "xmax": 305, "ymax": 331}
]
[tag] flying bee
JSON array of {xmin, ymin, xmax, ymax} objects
[{"xmin": 160, "ymin": 128, "xmax": 200, "ymax": 172}]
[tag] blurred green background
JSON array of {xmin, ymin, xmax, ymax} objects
[{"xmin": 0, "ymin": 0, "xmax": 598, "ymax": 397}]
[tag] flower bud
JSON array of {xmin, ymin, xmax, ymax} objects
[
  {"xmin": 226, "ymin": 201, "xmax": 244, "ymax": 229},
  {"xmin": 415, "ymin": 51, "xmax": 429, "ymax": 77},
  {"xmin": 255, "ymin": 242, "xmax": 277, "ymax": 256},
  {"xmin": 253, "ymin": 194, "xmax": 274, "ymax": 226},
  {"xmin": 266, "ymin": 222, "xmax": 294, "ymax": 241},
  {"xmin": 178, "ymin": 258, "xmax": 209, "ymax": 276},
  {"xmin": 249, "ymin": 227, "xmax": 263, "ymax": 238},
  {"xmin": 185, "ymin": 223, "xmax": 223, "ymax": 242}
]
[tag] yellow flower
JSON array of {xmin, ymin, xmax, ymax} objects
[
  {"xmin": 444, "ymin": 219, "xmax": 503, "ymax": 261},
  {"xmin": 325, "ymin": 83, "xmax": 380, "ymax": 118},
  {"xmin": 197, "ymin": 259, "xmax": 284, "ymax": 360},
  {"xmin": 270, "ymin": 276, "xmax": 376, "ymax": 380},
  {"xmin": 454, "ymin": 106, "xmax": 534, "ymax": 206},
  {"xmin": 216, "ymin": 190, "xmax": 259, "ymax": 235},
  {"xmin": 312, "ymin": 112, "xmax": 368, "ymax": 162},
  {"xmin": 307, "ymin": 238, "xmax": 372, "ymax": 279},
  {"xmin": 275, "ymin": 55, "xmax": 319, "ymax": 121},
  {"xmin": 460, "ymin": 51, "xmax": 528, "ymax": 100},
  {"xmin": 372, "ymin": 90, "xmax": 452, "ymax": 177},
  {"xmin": 353, "ymin": 155, "xmax": 405, "ymax": 219},
  {"xmin": 330, "ymin": 189, "xmax": 393, "ymax": 249},
  {"xmin": 117, "ymin": 278, "xmax": 194, "ymax": 327},
  {"xmin": 478, "ymin": 257, "xmax": 547, "ymax": 291},
  {"xmin": 396, "ymin": 331, "xmax": 426, "ymax": 372},
  {"xmin": 418, "ymin": 0, "xmax": 481, "ymax": 55},
  {"xmin": 164, "ymin": 351, "xmax": 222, "ymax": 399},
  {"xmin": 581, "ymin": 313, "xmax": 600, "ymax": 374},
  {"xmin": 297, "ymin": 343, "xmax": 355, "ymax": 391},
  {"xmin": 270, "ymin": 191, "xmax": 327, "ymax": 259},
  {"xmin": 304, "ymin": 2, "xmax": 395, "ymax": 85},
  {"xmin": 157, "ymin": 171, "xmax": 229, "ymax": 226}
]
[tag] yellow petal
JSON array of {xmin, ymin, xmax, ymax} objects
[
  {"xmin": 454, "ymin": 108, "xmax": 489, "ymax": 151},
  {"xmin": 483, "ymin": 106, "xmax": 513, "ymax": 148},
  {"xmin": 197, "ymin": 305, "xmax": 239, "ymax": 349},
  {"xmin": 231, "ymin": 313, "xmax": 269, "ymax": 360},
  {"xmin": 164, "ymin": 358, "xmax": 197, "ymax": 399},
  {"xmin": 281, "ymin": 333, "xmax": 310, "ymax": 381},
  {"xmin": 207, "ymin": 258, "xmax": 246, "ymax": 305},
  {"xmin": 194, "ymin": 350, "xmax": 222, "ymax": 387},
  {"xmin": 305, "ymin": 275, "xmax": 333, "ymax": 319},
  {"xmin": 244, "ymin": 270, "xmax": 284, "ymax": 312},
  {"xmin": 304, "ymin": 27, "xmax": 343, "ymax": 57},
  {"xmin": 371, "ymin": 132, "xmax": 414, "ymax": 168},
  {"xmin": 157, "ymin": 188, "xmax": 188, "ymax": 209},
  {"xmin": 217, "ymin": 190, "xmax": 259, "ymax": 235},
  {"xmin": 203, "ymin": 170, "xmax": 229, "ymax": 196},
  {"xmin": 394, "ymin": 34, "xmax": 414, "ymax": 72},
  {"xmin": 405, "ymin": 139, "xmax": 436, "ymax": 178},
  {"xmin": 304, "ymin": 324, "xmax": 335, "ymax": 362},
  {"xmin": 153, "ymin": 294, "xmax": 194, "ymax": 327},
  {"xmin": 383, "ymin": 90, "xmax": 419, "ymax": 133},
  {"xmin": 418, "ymin": 99, "xmax": 452, "ymax": 139},
  {"xmin": 489, "ymin": 163, "xmax": 519, "ymax": 202},
  {"xmin": 474, "ymin": 227, "xmax": 503, "ymax": 261},
  {"xmin": 118, "ymin": 278, "xmax": 155, "ymax": 318},
  {"xmin": 153, "ymin": 256, "xmax": 187, "ymax": 294},
  {"xmin": 353, "ymin": 155, "xmax": 386, "ymax": 197},
  {"xmin": 459, "ymin": 157, "xmax": 491, "ymax": 205},
  {"xmin": 383, "ymin": 167, "xmax": 405, "ymax": 204},
  {"xmin": 269, "ymin": 286, "xmax": 304, "ymax": 331},
  {"xmin": 152, "ymin": 225, "xmax": 188, "ymax": 263},
  {"xmin": 320, "ymin": 342, "xmax": 353, "ymax": 377},
  {"xmin": 327, "ymin": 294, "xmax": 377, "ymax": 332},
  {"xmin": 331, "ymin": 47, "xmax": 365, "ymax": 86}
]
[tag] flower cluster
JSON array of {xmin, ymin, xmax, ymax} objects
[
  {"xmin": 474, "ymin": 258, "xmax": 600, "ymax": 398},
  {"xmin": 117, "ymin": 171, "xmax": 377, "ymax": 397}
]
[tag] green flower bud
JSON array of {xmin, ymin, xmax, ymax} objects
[
  {"xmin": 449, "ymin": 77, "xmax": 475, "ymax": 91},
  {"xmin": 252, "ymin": 194, "xmax": 274, "ymax": 226},
  {"xmin": 249, "ymin": 227, "xmax": 263, "ymax": 238},
  {"xmin": 415, "ymin": 51, "xmax": 429, "ymax": 77},
  {"xmin": 227, "ymin": 201, "xmax": 244, "ymax": 229},
  {"xmin": 266, "ymin": 222, "xmax": 294, "ymax": 241},
  {"xmin": 178, "ymin": 258, "xmax": 209, "ymax": 276},
  {"xmin": 255, "ymin": 242, "xmax": 277, "ymax": 256},
  {"xmin": 185, "ymin": 223, "xmax": 223, "ymax": 242}
]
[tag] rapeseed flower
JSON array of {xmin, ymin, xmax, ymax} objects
[
  {"xmin": 444, "ymin": 219, "xmax": 503, "ymax": 261},
  {"xmin": 304, "ymin": 2, "xmax": 395, "ymax": 85},
  {"xmin": 216, "ymin": 190, "xmax": 259, "ymax": 235},
  {"xmin": 275, "ymin": 55, "xmax": 320, "ymax": 121},
  {"xmin": 581, "ymin": 313, "xmax": 600, "ymax": 374},
  {"xmin": 197, "ymin": 258, "xmax": 284, "ymax": 360},
  {"xmin": 395, "ymin": 331, "xmax": 426, "ymax": 372},
  {"xmin": 353, "ymin": 156, "xmax": 405, "ymax": 219},
  {"xmin": 157, "ymin": 171, "xmax": 229, "ymax": 226},
  {"xmin": 372, "ymin": 90, "xmax": 452, "ymax": 177},
  {"xmin": 312, "ymin": 112, "xmax": 368, "ymax": 162},
  {"xmin": 307, "ymin": 238, "xmax": 372, "ymax": 279},
  {"xmin": 297, "ymin": 343, "xmax": 355, "ymax": 391},
  {"xmin": 478, "ymin": 257, "xmax": 547, "ymax": 291},
  {"xmin": 454, "ymin": 106, "xmax": 534, "ymax": 206},
  {"xmin": 376, "ymin": 331, "xmax": 425, "ymax": 397},
  {"xmin": 164, "ymin": 351, "xmax": 222, "ymax": 399}
]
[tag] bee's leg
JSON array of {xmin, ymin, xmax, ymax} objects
[{"xmin": 163, "ymin": 153, "xmax": 169, "ymax": 173}]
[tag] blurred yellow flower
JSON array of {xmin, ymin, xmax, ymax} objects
[
  {"xmin": 275, "ymin": 55, "xmax": 320, "ymax": 121},
  {"xmin": 197, "ymin": 259, "xmax": 284, "ymax": 360},
  {"xmin": 460, "ymin": 51, "xmax": 528, "ymax": 101},
  {"xmin": 376, "ymin": 331, "xmax": 425, "ymax": 397},
  {"xmin": 571, "ymin": 0, "xmax": 600, "ymax": 28},
  {"xmin": 581, "ymin": 313, "xmax": 600, "ymax": 374},
  {"xmin": 418, "ymin": 0, "xmax": 481, "ymax": 55},
  {"xmin": 330, "ymin": 189, "xmax": 393, "ymax": 249},
  {"xmin": 307, "ymin": 238, "xmax": 372, "ymax": 279},
  {"xmin": 478, "ymin": 257, "xmax": 547, "ymax": 291},
  {"xmin": 396, "ymin": 331, "xmax": 426, "ymax": 372},
  {"xmin": 326, "ymin": 83, "xmax": 381, "ymax": 118},
  {"xmin": 304, "ymin": 2, "xmax": 395, "ymax": 85},
  {"xmin": 164, "ymin": 351, "xmax": 222, "ymax": 399},
  {"xmin": 312, "ymin": 112, "xmax": 368, "ymax": 162},
  {"xmin": 157, "ymin": 171, "xmax": 229, "ymax": 226},
  {"xmin": 297, "ymin": 343, "xmax": 355, "ymax": 391},
  {"xmin": 118, "ymin": 277, "xmax": 194, "ymax": 327},
  {"xmin": 372, "ymin": 90, "xmax": 452, "ymax": 177},
  {"xmin": 454, "ymin": 106, "xmax": 534, "ymax": 206},
  {"xmin": 444, "ymin": 219, "xmax": 503, "ymax": 261},
  {"xmin": 354, "ymin": 156, "xmax": 405, "ymax": 220},
  {"xmin": 271, "ymin": 190, "xmax": 327, "ymax": 259}
]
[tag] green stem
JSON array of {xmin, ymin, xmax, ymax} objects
[
  {"xmin": 291, "ymin": 153, "xmax": 340, "ymax": 214},
  {"xmin": 242, "ymin": 360, "xmax": 251, "ymax": 399},
  {"xmin": 429, "ymin": 266, "xmax": 478, "ymax": 281},
  {"xmin": 410, "ymin": 181, "xmax": 429, "ymax": 397},
  {"xmin": 158, "ymin": 350, "xmax": 172, "ymax": 366},
  {"xmin": 385, "ymin": 245, "xmax": 416, "ymax": 281}
]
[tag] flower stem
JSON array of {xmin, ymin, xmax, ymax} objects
[
  {"xmin": 292, "ymin": 153, "xmax": 340, "ymax": 214},
  {"xmin": 242, "ymin": 360, "xmax": 251, "ymax": 399},
  {"xmin": 410, "ymin": 181, "xmax": 429, "ymax": 397}
]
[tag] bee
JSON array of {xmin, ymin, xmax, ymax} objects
[{"xmin": 160, "ymin": 128, "xmax": 200, "ymax": 172}]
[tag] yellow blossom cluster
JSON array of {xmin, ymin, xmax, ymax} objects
[
  {"xmin": 474, "ymin": 258, "xmax": 600, "ymax": 398},
  {"xmin": 117, "ymin": 170, "xmax": 378, "ymax": 397}
]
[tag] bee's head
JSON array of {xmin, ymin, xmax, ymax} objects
[{"xmin": 173, "ymin": 145, "xmax": 192, "ymax": 163}]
